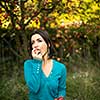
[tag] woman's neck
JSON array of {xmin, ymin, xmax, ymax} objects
[{"xmin": 42, "ymin": 54, "xmax": 51, "ymax": 67}]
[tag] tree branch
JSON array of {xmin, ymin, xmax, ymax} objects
[{"xmin": 2, "ymin": 38, "xmax": 22, "ymax": 58}]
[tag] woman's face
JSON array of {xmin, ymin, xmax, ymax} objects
[{"xmin": 31, "ymin": 34, "xmax": 48, "ymax": 56}]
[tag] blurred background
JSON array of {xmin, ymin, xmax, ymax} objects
[{"xmin": 0, "ymin": 0, "xmax": 100, "ymax": 100}]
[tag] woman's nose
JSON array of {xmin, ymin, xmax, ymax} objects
[
  {"xmin": 34, "ymin": 46, "xmax": 38, "ymax": 49},
  {"xmin": 32, "ymin": 42, "xmax": 38, "ymax": 48}
]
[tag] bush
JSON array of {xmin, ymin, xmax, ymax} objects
[
  {"xmin": 66, "ymin": 54, "xmax": 100, "ymax": 100},
  {"xmin": 67, "ymin": 71, "xmax": 100, "ymax": 100},
  {"xmin": 0, "ymin": 74, "xmax": 28, "ymax": 100}
]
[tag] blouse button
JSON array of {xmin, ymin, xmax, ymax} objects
[
  {"xmin": 37, "ymin": 71, "xmax": 39, "ymax": 74},
  {"xmin": 37, "ymin": 63, "xmax": 41, "ymax": 74},
  {"xmin": 37, "ymin": 68, "xmax": 39, "ymax": 73},
  {"xmin": 38, "ymin": 66, "xmax": 39, "ymax": 68}
]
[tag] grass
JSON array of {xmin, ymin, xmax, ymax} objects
[
  {"xmin": 66, "ymin": 54, "xmax": 100, "ymax": 100},
  {"xmin": 0, "ymin": 54, "xmax": 100, "ymax": 100}
]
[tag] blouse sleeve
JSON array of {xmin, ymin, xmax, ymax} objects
[
  {"xmin": 24, "ymin": 60, "xmax": 41, "ymax": 93},
  {"xmin": 58, "ymin": 64, "xmax": 67, "ymax": 98}
]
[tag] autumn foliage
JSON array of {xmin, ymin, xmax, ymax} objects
[{"xmin": 0, "ymin": 0, "xmax": 100, "ymax": 99}]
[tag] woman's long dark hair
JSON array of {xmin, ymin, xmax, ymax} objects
[{"xmin": 29, "ymin": 29, "xmax": 55, "ymax": 59}]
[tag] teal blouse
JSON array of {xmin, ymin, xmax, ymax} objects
[{"xmin": 24, "ymin": 59, "xmax": 67, "ymax": 100}]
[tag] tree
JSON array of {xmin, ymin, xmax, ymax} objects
[
  {"xmin": 0, "ymin": 0, "xmax": 63, "ymax": 60},
  {"xmin": 0, "ymin": 0, "xmax": 100, "ymax": 61}
]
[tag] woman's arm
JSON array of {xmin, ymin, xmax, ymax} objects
[
  {"xmin": 24, "ymin": 60, "xmax": 41, "ymax": 93},
  {"xmin": 58, "ymin": 64, "xmax": 67, "ymax": 99}
]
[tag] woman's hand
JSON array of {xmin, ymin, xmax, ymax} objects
[
  {"xmin": 32, "ymin": 48, "xmax": 42, "ymax": 60},
  {"xmin": 54, "ymin": 97, "xmax": 64, "ymax": 100}
]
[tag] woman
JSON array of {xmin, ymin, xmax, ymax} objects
[{"xmin": 24, "ymin": 29, "xmax": 67, "ymax": 100}]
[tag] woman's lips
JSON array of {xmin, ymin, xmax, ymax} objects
[{"xmin": 33, "ymin": 48, "xmax": 41, "ymax": 54}]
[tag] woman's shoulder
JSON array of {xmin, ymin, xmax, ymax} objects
[
  {"xmin": 24, "ymin": 59, "xmax": 42, "ymax": 64},
  {"xmin": 53, "ymin": 59, "xmax": 66, "ymax": 69},
  {"xmin": 24, "ymin": 59, "xmax": 33, "ymax": 64}
]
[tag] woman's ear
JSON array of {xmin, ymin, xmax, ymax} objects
[{"xmin": 48, "ymin": 43, "xmax": 50, "ymax": 47}]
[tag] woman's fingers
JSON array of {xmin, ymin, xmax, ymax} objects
[{"xmin": 32, "ymin": 49, "xmax": 42, "ymax": 60}]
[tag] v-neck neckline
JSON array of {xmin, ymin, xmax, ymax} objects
[{"xmin": 41, "ymin": 59, "xmax": 54, "ymax": 78}]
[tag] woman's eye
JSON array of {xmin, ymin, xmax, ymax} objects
[
  {"xmin": 31, "ymin": 41, "xmax": 34, "ymax": 44},
  {"xmin": 38, "ymin": 39, "xmax": 42, "ymax": 42}
]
